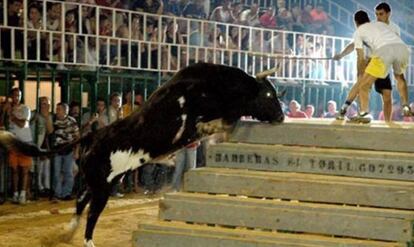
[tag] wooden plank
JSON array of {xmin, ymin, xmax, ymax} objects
[
  {"xmin": 134, "ymin": 221, "xmax": 406, "ymax": 247},
  {"xmin": 134, "ymin": 229, "xmax": 320, "ymax": 247},
  {"xmin": 206, "ymin": 143, "xmax": 414, "ymax": 181},
  {"xmin": 159, "ymin": 193, "xmax": 414, "ymax": 242},
  {"xmin": 229, "ymin": 120, "xmax": 414, "ymax": 152},
  {"xmin": 183, "ymin": 168, "xmax": 414, "ymax": 210}
]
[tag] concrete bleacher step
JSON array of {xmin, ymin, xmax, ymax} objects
[
  {"xmin": 134, "ymin": 221, "xmax": 406, "ymax": 247},
  {"xmin": 206, "ymin": 142, "xmax": 414, "ymax": 181},
  {"xmin": 229, "ymin": 119, "xmax": 414, "ymax": 152},
  {"xmin": 159, "ymin": 192, "xmax": 414, "ymax": 242},
  {"xmin": 183, "ymin": 167, "xmax": 414, "ymax": 210}
]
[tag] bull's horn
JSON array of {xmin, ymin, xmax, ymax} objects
[
  {"xmin": 255, "ymin": 64, "xmax": 282, "ymax": 79},
  {"xmin": 277, "ymin": 89, "xmax": 287, "ymax": 98}
]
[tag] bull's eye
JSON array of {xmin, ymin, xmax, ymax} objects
[{"xmin": 266, "ymin": 92, "xmax": 272, "ymax": 98}]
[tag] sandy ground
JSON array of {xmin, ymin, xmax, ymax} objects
[{"xmin": 0, "ymin": 194, "xmax": 160, "ymax": 247}]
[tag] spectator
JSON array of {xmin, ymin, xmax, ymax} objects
[
  {"xmin": 291, "ymin": 4, "xmax": 305, "ymax": 32},
  {"xmin": 164, "ymin": 0, "xmax": 184, "ymax": 16},
  {"xmin": 162, "ymin": 21, "xmax": 184, "ymax": 71},
  {"xmin": 277, "ymin": 7, "xmax": 294, "ymax": 30},
  {"xmin": 27, "ymin": 3, "xmax": 46, "ymax": 61},
  {"xmin": 182, "ymin": 0, "xmax": 207, "ymax": 19},
  {"xmin": 301, "ymin": 4, "xmax": 313, "ymax": 28},
  {"xmin": 108, "ymin": 92, "xmax": 123, "ymax": 124},
  {"xmin": 260, "ymin": 7, "xmax": 277, "ymax": 29},
  {"xmin": 133, "ymin": 0, "xmax": 163, "ymax": 15},
  {"xmin": 1, "ymin": 0, "xmax": 23, "ymax": 60},
  {"xmin": 322, "ymin": 100, "xmax": 338, "ymax": 118},
  {"xmin": 5, "ymin": 88, "xmax": 33, "ymax": 204},
  {"xmin": 230, "ymin": 2, "xmax": 242, "ymax": 24},
  {"xmin": 305, "ymin": 104, "xmax": 315, "ymax": 118},
  {"xmin": 30, "ymin": 97, "xmax": 54, "ymax": 196},
  {"xmin": 210, "ymin": 0, "xmax": 232, "ymax": 23},
  {"xmin": 52, "ymin": 103, "xmax": 79, "ymax": 201},
  {"xmin": 46, "ymin": 2, "xmax": 67, "ymax": 69},
  {"xmin": 171, "ymin": 142, "xmax": 199, "ymax": 191},
  {"xmin": 81, "ymin": 97, "xmax": 109, "ymax": 134},
  {"xmin": 108, "ymin": 93, "xmax": 124, "ymax": 198},
  {"xmin": 69, "ymin": 101, "xmax": 81, "ymax": 124},
  {"xmin": 287, "ymin": 100, "xmax": 308, "ymax": 118},
  {"xmin": 240, "ymin": 3, "xmax": 260, "ymax": 26}
]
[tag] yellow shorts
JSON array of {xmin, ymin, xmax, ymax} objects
[{"xmin": 365, "ymin": 56, "xmax": 387, "ymax": 79}]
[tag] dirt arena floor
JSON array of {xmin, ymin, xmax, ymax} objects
[{"xmin": 0, "ymin": 193, "xmax": 160, "ymax": 247}]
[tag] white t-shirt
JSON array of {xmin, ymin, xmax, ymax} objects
[
  {"xmin": 388, "ymin": 21, "xmax": 401, "ymax": 36},
  {"xmin": 9, "ymin": 105, "xmax": 33, "ymax": 143},
  {"xmin": 353, "ymin": 21, "xmax": 404, "ymax": 52}
]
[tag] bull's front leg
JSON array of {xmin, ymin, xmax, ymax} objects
[{"xmin": 196, "ymin": 118, "xmax": 235, "ymax": 136}]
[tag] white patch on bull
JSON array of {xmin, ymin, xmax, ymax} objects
[
  {"xmin": 172, "ymin": 114, "xmax": 187, "ymax": 144},
  {"xmin": 107, "ymin": 149, "xmax": 151, "ymax": 183},
  {"xmin": 178, "ymin": 96, "xmax": 185, "ymax": 108},
  {"xmin": 84, "ymin": 239, "xmax": 96, "ymax": 247}
]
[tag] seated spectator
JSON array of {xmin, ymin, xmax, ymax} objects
[
  {"xmin": 1, "ymin": 0, "xmax": 23, "ymax": 60},
  {"xmin": 240, "ymin": 3, "xmax": 260, "ymax": 26},
  {"xmin": 182, "ymin": 0, "xmax": 207, "ymax": 19},
  {"xmin": 301, "ymin": 4, "xmax": 313, "ymax": 29},
  {"xmin": 133, "ymin": 0, "xmax": 163, "ymax": 15},
  {"xmin": 27, "ymin": 3, "xmax": 47, "ymax": 61},
  {"xmin": 162, "ymin": 21, "xmax": 184, "ymax": 70},
  {"xmin": 210, "ymin": 0, "xmax": 232, "ymax": 23},
  {"xmin": 287, "ymin": 100, "xmax": 308, "ymax": 118},
  {"xmin": 322, "ymin": 100, "xmax": 338, "ymax": 118},
  {"xmin": 230, "ymin": 2, "xmax": 243, "ymax": 24},
  {"xmin": 291, "ymin": 4, "xmax": 305, "ymax": 32},
  {"xmin": 310, "ymin": 5, "xmax": 329, "ymax": 25},
  {"xmin": 260, "ymin": 7, "xmax": 277, "ymax": 29},
  {"xmin": 305, "ymin": 104, "xmax": 315, "ymax": 118},
  {"xmin": 164, "ymin": 0, "xmax": 184, "ymax": 16},
  {"xmin": 277, "ymin": 7, "xmax": 294, "ymax": 30}
]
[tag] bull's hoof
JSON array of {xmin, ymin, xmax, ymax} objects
[{"xmin": 84, "ymin": 239, "xmax": 96, "ymax": 247}]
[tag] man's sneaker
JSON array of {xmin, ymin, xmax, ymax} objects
[
  {"xmin": 18, "ymin": 193, "xmax": 26, "ymax": 205},
  {"xmin": 336, "ymin": 107, "xmax": 347, "ymax": 120},
  {"xmin": 348, "ymin": 112, "xmax": 373, "ymax": 124},
  {"xmin": 402, "ymin": 105, "xmax": 414, "ymax": 117},
  {"xmin": 11, "ymin": 193, "xmax": 19, "ymax": 204}
]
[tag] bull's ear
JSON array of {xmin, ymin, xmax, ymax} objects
[{"xmin": 277, "ymin": 89, "xmax": 287, "ymax": 98}]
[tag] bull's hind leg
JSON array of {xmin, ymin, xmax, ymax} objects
[
  {"xmin": 84, "ymin": 189, "xmax": 110, "ymax": 247},
  {"xmin": 67, "ymin": 187, "xmax": 92, "ymax": 231}
]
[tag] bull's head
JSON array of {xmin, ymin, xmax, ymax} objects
[{"xmin": 248, "ymin": 68, "xmax": 285, "ymax": 123}]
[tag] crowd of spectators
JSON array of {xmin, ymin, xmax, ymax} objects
[{"xmin": 0, "ymin": 0, "xmax": 335, "ymax": 77}]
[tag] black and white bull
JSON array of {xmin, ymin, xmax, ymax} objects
[{"xmin": 0, "ymin": 63, "xmax": 284, "ymax": 247}]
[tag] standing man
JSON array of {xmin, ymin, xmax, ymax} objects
[
  {"xmin": 334, "ymin": 3, "xmax": 408, "ymax": 122},
  {"xmin": 5, "ymin": 88, "xmax": 33, "ymax": 204},
  {"xmin": 52, "ymin": 103, "xmax": 79, "ymax": 201}
]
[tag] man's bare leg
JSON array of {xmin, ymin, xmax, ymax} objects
[
  {"xmin": 381, "ymin": 89, "xmax": 392, "ymax": 122},
  {"xmin": 395, "ymin": 73, "xmax": 413, "ymax": 116},
  {"xmin": 358, "ymin": 73, "xmax": 377, "ymax": 113}
]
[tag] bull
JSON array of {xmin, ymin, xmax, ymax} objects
[{"xmin": 0, "ymin": 63, "xmax": 284, "ymax": 247}]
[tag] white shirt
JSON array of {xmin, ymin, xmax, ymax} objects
[
  {"xmin": 388, "ymin": 21, "xmax": 401, "ymax": 36},
  {"xmin": 9, "ymin": 105, "xmax": 33, "ymax": 143},
  {"xmin": 353, "ymin": 21, "xmax": 404, "ymax": 52}
]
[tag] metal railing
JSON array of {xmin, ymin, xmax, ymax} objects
[{"xmin": 0, "ymin": 0, "xmax": 413, "ymax": 85}]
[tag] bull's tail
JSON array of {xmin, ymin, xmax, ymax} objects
[
  {"xmin": 0, "ymin": 130, "xmax": 82, "ymax": 157},
  {"xmin": 0, "ymin": 131, "xmax": 52, "ymax": 157}
]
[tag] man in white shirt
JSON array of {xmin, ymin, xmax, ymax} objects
[
  {"xmin": 335, "ymin": 8, "xmax": 410, "ymax": 123},
  {"xmin": 334, "ymin": 3, "xmax": 402, "ymax": 122}
]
